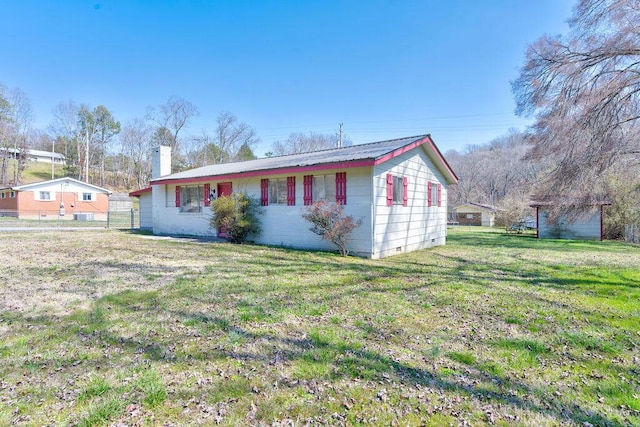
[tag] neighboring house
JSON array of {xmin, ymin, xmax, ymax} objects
[
  {"xmin": 132, "ymin": 135, "xmax": 458, "ymax": 258},
  {"xmin": 0, "ymin": 148, "xmax": 66, "ymax": 164},
  {"xmin": 0, "ymin": 177, "xmax": 111, "ymax": 220},
  {"xmin": 530, "ymin": 198, "xmax": 611, "ymax": 240},
  {"xmin": 454, "ymin": 202, "xmax": 496, "ymax": 226},
  {"xmin": 28, "ymin": 149, "xmax": 66, "ymax": 164}
]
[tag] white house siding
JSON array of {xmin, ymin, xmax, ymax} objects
[
  {"xmin": 255, "ymin": 167, "xmax": 373, "ymax": 257},
  {"xmin": 151, "ymin": 167, "xmax": 375, "ymax": 256},
  {"xmin": 538, "ymin": 208, "xmax": 602, "ymax": 240},
  {"xmin": 372, "ymin": 148, "xmax": 448, "ymax": 258},
  {"xmin": 152, "ymin": 184, "xmax": 214, "ymax": 236},
  {"xmin": 138, "ymin": 192, "xmax": 153, "ymax": 230}
]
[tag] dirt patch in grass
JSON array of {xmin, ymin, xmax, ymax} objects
[{"xmin": 0, "ymin": 230, "xmax": 207, "ymax": 316}]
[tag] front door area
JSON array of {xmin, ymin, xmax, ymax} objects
[{"xmin": 216, "ymin": 182, "xmax": 233, "ymax": 238}]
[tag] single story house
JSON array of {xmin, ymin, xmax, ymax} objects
[
  {"xmin": 0, "ymin": 148, "xmax": 66, "ymax": 164},
  {"xmin": 0, "ymin": 177, "xmax": 111, "ymax": 220},
  {"xmin": 454, "ymin": 202, "xmax": 497, "ymax": 226},
  {"xmin": 133, "ymin": 135, "xmax": 458, "ymax": 258},
  {"xmin": 530, "ymin": 197, "xmax": 611, "ymax": 240}
]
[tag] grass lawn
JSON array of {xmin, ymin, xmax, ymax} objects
[{"xmin": 0, "ymin": 228, "xmax": 638, "ymax": 426}]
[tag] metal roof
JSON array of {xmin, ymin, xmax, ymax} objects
[
  {"xmin": 11, "ymin": 177, "xmax": 112, "ymax": 194},
  {"xmin": 152, "ymin": 134, "xmax": 458, "ymax": 184}
]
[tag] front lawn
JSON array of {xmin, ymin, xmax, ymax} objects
[{"xmin": 0, "ymin": 228, "xmax": 638, "ymax": 426}]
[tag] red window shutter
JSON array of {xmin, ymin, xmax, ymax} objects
[
  {"xmin": 386, "ymin": 174, "xmax": 393, "ymax": 206},
  {"xmin": 287, "ymin": 176, "xmax": 296, "ymax": 206},
  {"xmin": 403, "ymin": 177, "xmax": 408, "ymax": 207},
  {"xmin": 260, "ymin": 179, "xmax": 269, "ymax": 206},
  {"xmin": 336, "ymin": 172, "xmax": 347, "ymax": 205},
  {"xmin": 427, "ymin": 181, "xmax": 432, "ymax": 206},
  {"xmin": 175, "ymin": 186, "xmax": 181, "ymax": 207},
  {"xmin": 203, "ymin": 183, "xmax": 211, "ymax": 207},
  {"xmin": 437, "ymin": 183, "xmax": 442, "ymax": 207},
  {"xmin": 303, "ymin": 175, "xmax": 313, "ymax": 205}
]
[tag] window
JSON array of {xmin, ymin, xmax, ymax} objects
[
  {"xmin": 179, "ymin": 185, "xmax": 202, "ymax": 213},
  {"xmin": 10, "ymin": 191, "xmax": 15, "ymax": 198},
  {"xmin": 303, "ymin": 173, "xmax": 346, "ymax": 205},
  {"xmin": 393, "ymin": 176, "xmax": 404, "ymax": 204},
  {"xmin": 82, "ymin": 192, "xmax": 93, "ymax": 201},
  {"xmin": 269, "ymin": 178, "xmax": 287, "ymax": 205},
  {"xmin": 313, "ymin": 174, "xmax": 336, "ymax": 202},
  {"xmin": 386, "ymin": 174, "xmax": 408, "ymax": 206},
  {"xmin": 39, "ymin": 191, "xmax": 51, "ymax": 200},
  {"xmin": 261, "ymin": 177, "xmax": 295, "ymax": 206},
  {"xmin": 427, "ymin": 182, "xmax": 442, "ymax": 207},
  {"xmin": 1, "ymin": 193, "xmax": 4, "ymax": 199}
]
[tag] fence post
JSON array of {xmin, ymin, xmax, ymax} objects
[
  {"xmin": 130, "ymin": 208, "xmax": 135, "ymax": 230},
  {"xmin": 107, "ymin": 211, "xmax": 110, "ymax": 229}
]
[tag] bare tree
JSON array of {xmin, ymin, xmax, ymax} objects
[
  {"xmin": 447, "ymin": 130, "xmax": 539, "ymax": 211},
  {"xmin": 146, "ymin": 95, "xmax": 198, "ymax": 170},
  {"xmin": 93, "ymin": 105, "xmax": 120, "ymax": 187},
  {"xmin": 120, "ymin": 118, "xmax": 153, "ymax": 189},
  {"xmin": 512, "ymin": 0, "xmax": 640, "ymax": 207},
  {"xmin": 50, "ymin": 100, "xmax": 81, "ymax": 179},
  {"xmin": 271, "ymin": 131, "xmax": 351, "ymax": 156},
  {"xmin": 215, "ymin": 111, "xmax": 260, "ymax": 162},
  {"xmin": 0, "ymin": 85, "xmax": 33, "ymax": 185}
]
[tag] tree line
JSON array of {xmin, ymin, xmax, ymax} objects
[
  {"xmin": 450, "ymin": 0, "xmax": 640, "ymax": 240},
  {"xmin": 0, "ymin": 90, "xmax": 347, "ymax": 190}
]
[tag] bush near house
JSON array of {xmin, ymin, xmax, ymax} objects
[{"xmin": 210, "ymin": 192, "xmax": 263, "ymax": 243}]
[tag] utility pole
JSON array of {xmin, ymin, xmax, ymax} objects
[
  {"xmin": 338, "ymin": 123, "xmax": 343, "ymax": 148},
  {"xmin": 51, "ymin": 138, "xmax": 55, "ymax": 180},
  {"xmin": 85, "ymin": 128, "xmax": 89, "ymax": 183}
]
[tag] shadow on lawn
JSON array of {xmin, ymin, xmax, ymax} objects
[
  {"xmin": 3, "ymin": 299, "xmax": 630, "ymax": 427},
  {"xmin": 2, "ymin": 234, "xmax": 637, "ymax": 426}
]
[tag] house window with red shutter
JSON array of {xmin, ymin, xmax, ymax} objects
[
  {"xmin": 387, "ymin": 174, "xmax": 408, "ymax": 206},
  {"xmin": 178, "ymin": 185, "xmax": 203, "ymax": 213},
  {"xmin": 437, "ymin": 183, "xmax": 442, "ymax": 207},
  {"xmin": 428, "ymin": 182, "xmax": 439, "ymax": 207}
]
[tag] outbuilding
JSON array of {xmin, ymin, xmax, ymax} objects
[
  {"xmin": 530, "ymin": 197, "xmax": 611, "ymax": 240},
  {"xmin": 454, "ymin": 202, "xmax": 497, "ymax": 226},
  {"xmin": 136, "ymin": 134, "xmax": 458, "ymax": 258}
]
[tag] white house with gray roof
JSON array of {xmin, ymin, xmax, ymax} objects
[{"xmin": 132, "ymin": 134, "xmax": 458, "ymax": 258}]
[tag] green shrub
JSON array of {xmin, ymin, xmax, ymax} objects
[{"xmin": 210, "ymin": 192, "xmax": 263, "ymax": 243}]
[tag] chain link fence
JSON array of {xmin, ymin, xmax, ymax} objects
[{"xmin": 0, "ymin": 209, "xmax": 139, "ymax": 229}]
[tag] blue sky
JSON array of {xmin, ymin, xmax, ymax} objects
[{"xmin": 1, "ymin": 0, "xmax": 573, "ymax": 156}]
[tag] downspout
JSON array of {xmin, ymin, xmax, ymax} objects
[{"xmin": 535, "ymin": 207, "xmax": 540, "ymax": 239}]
